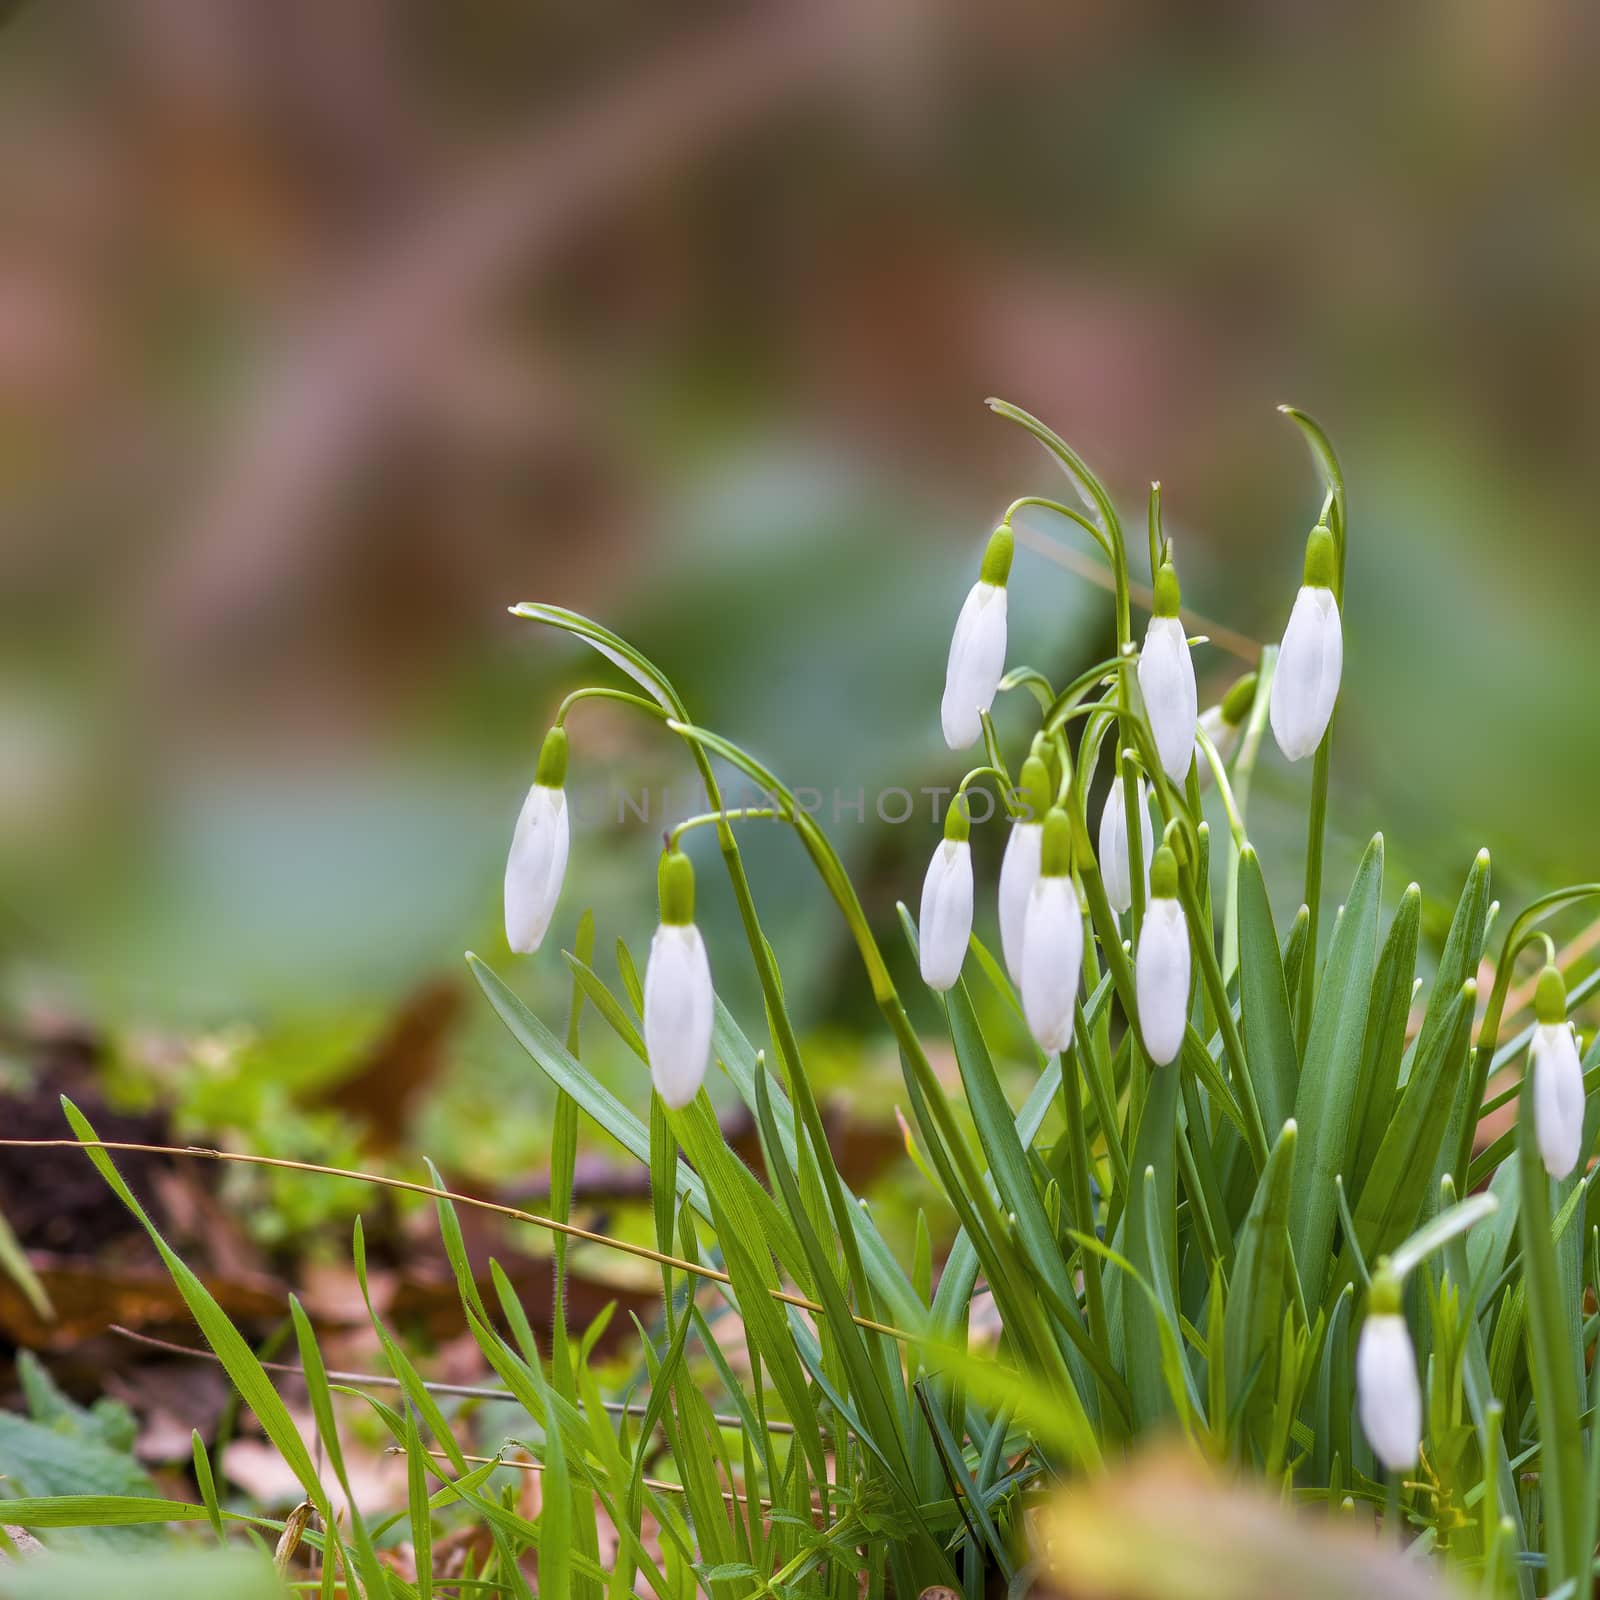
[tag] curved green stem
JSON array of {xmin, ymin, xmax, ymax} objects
[
  {"xmin": 1002, "ymin": 495, "xmax": 1116, "ymax": 565},
  {"xmin": 669, "ymin": 808, "xmax": 782, "ymax": 848},
  {"xmin": 1452, "ymin": 883, "xmax": 1600, "ymax": 1192}
]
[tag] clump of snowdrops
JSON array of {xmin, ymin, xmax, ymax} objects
[{"xmin": 16, "ymin": 402, "xmax": 1600, "ymax": 1600}]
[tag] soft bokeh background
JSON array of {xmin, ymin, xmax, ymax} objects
[{"xmin": 3, "ymin": 0, "xmax": 1598, "ymax": 1210}]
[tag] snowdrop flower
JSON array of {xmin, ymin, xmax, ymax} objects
[
  {"xmin": 1196, "ymin": 672, "xmax": 1257, "ymax": 790},
  {"xmin": 918, "ymin": 798, "xmax": 974, "ymax": 991},
  {"xmin": 643, "ymin": 847, "xmax": 715, "ymax": 1109},
  {"xmin": 504, "ymin": 727, "xmax": 571, "ymax": 954},
  {"xmin": 1137, "ymin": 561, "xmax": 1197, "ymax": 785},
  {"xmin": 1531, "ymin": 965, "xmax": 1586, "ymax": 1179},
  {"xmin": 1270, "ymin": 525, "xmax": 1342, "ymax": 762},
  {"xmin": 1098, "ymin": 774, "xmax": 1153, "ymax": 916},
  {"xmin": 998, "ymin": 752, "xmax": 1052, "ymax": 983},
  {"xmin": 1357, "ymin": 1269, "xmax": 1421, "ymax": 1473},
  {"xmin": 1135, "ymin": 846, "xmax": 1190, "ymax": 1066},
  {"xmin": 941, "ymin": 525, "xmax": 1012, "ymax": 750},
  {"xmin": 1020, "ymin": 809, "xmax": 1084, "ymax": 1054}
]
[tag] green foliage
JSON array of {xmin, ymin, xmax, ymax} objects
[{"xmin": 13, "ymin": 406, "xmax": 1600, "ymax": 1598}]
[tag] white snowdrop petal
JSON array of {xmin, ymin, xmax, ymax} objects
[
  {"xmin": 644, "ymin": 923, "xmax": 715, "ymax": 1109},
  {"xmin": 1270, "ymin": 586, "xmax": 1343, "ymax": 762},
  {"xmin": 1020, "ymin": 877, "xmax": 1084, "ymax": 1054},
  {"xmin": 918, "ymin": 839, "xmax": 974, "ymax": 991},
  {"xmin": 504, "ymin": 785, "xmax": 570, "ymax": 953},
  {"xmin": 1136, "ymin": 898, "xmax": 1191, "ymax": 1066},
  {"xmin": 1532, "ymin": 1022, "xmax": 1586, "ymax": 1179},
  {"xmin": 941, "ymin": 582, "xmax": 1008, "ymax": 750},
  {"xmin": 998, "ymin": 822, "xmax": 1043, "ymax": 983},
  {"xmin": 1137, "ymin": 615, "xmax": 1198, "ymax": 785},
  {"xmin": 1357, "ymin": 1313, "xmax": 1421, "ymax": 1471},
  {"xmin": 1099, "ymin": 776, "xmax": 1154, "ymax": 916}
]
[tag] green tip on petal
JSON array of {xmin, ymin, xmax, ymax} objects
[
  {"xmin": 1369, "ymin": 1260, "xmax": 1402, "ymax": 1315},
  {"xmin": 1302, "ymin": 524, "xmax": 1336, "ymax": 590},
  {"xmin": 980, "ymin": 523, "xmax": 1014, "ymax": 586},
  {"xmin": 1040, "ymin": 807, "xmax": 1072, "ymax": 877},
  {"xmin": 658, "ymin": 848, "xmax": 696, "ymax": 925},
  {"xmin": 944, "ymin": 795, "xmax": 971, "ymax": 843},
  {"xmin": 1017, "ymin": 755, "xmax": 1052, "ymax": 822},
  {"xmin": 1150, "ymin": 845, "xmax": 1179, "ymax": 900},
  {"xmin": 1153, "ymin": 560, "xmax": 1181, "ymax": 617},
  {"xmin": 1220, "ymin": 672, "xmax": 1257, "ymax": 727},
  {"xmin": 1536, "ymin": 964, "xmax": 1567, "ymax": 1025},
  {"xmin": 535, "ymin": 725, "xmax": 569, "ymax": 787}
]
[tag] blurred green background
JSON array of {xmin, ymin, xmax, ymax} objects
[{"xmin": 2, "ymin": 0, "xmax": 1597, "ymax": 1210}]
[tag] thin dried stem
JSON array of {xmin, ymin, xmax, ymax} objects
[{"xmin": 0, "ymin": 1137, "xmax": 913, "ymax": 1343}]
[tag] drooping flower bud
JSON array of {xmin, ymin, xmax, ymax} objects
[
  {"xmin": 1356, "ymin": 1268, "xmax": 1421, "ymax": 1472},
  {"xmin": 1020, "ymin": 808, "xmax": 1083, "ymax": 1054},
  {"xmin": 1137, "ymin": 562, "xmax": 1198, "ymax": 785},
  {"xmin": 998, "ymin": 752, "xmax": 1051, "ymax": 983},
  {"xmin": 918, "ymin": 798, "xmax": 974, "ymax": 991},
  {"xmin": 1135, "ymin": 846, "xmax": 1189, "ymax": 1066},
  {"xmin": 941, "ymin": 525, "xmax": 1012, "ymax": 750},
  {"xmin": 504, "ymin": 726, "xmax": 571, "ymax": 954},
  {"xmin": 643, "ymin": 847, "xmax": 714, "ymax": 1109},
  {"xmin": 1098, "ymin": 774, "xmax": 1153, "ymax": 916},
  {"xmin": 1196, "ymin": 672, "xmax": 1257, "ymax": 789},
  {"xmin": 1530, "ymin": 964, "xmax": 1586, "ymax": 1179},
  {"xmin": 1269, "ymin": 525, "xmax": 1342, "ymax": 763}
]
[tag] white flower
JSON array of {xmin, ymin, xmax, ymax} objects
[
  {"xmin": 504, "ymin": 783, "xmax": 570, "ymax": 953},
  {"xmin": 1270, "ymin": 533, "xmax": 1342, "ymax": 763},
  {"xmin": 1531, "ymin": 1020, "xmax": 1586, "ymax": 1179},
  {"xmin": 1357, "ymin": 1311, "xmax": 1421, "ymax": 1472},
  {"xmin": 941, "ymin": 581, "xmax": 1008, "ymax": 750},
  {"xmin": 1099, "ymin": 775, "xmax": 1153, "ymax": 915},
  {"xmin": 1135, "ymin": 895, "xmax": 1190, "ymax": 1066},
  {"xmin": 998, "ymin": 820, "xmax": 1043, "ymax": 983},
  {"xmin": 918, "ymin": 837, "xmax": 974, "ymax": 991},
  {"xmin": 1020, "ymin": 875, "xmax": 1084, "ymax": 1054},
  {"xmin": 644, "ymin": 922, "xmax": 715, "ymax": 1109},
  {"xmin": 1138, "ymin": 614, "xmax": 1197, "ymax": 785}
]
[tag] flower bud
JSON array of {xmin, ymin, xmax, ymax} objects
[
  {"xmin": 1020, "ymin": 809, "xmax": 1083, "ymax": 1054},
  {"xmin": 1269, "ymin": 526, "xmax": 1342, "ymax": 763},
  {"xmin": 1098, "ymin": 774, "xmax": 1153, "ymax": 916},
  {"xmin": 504, "ymin": 726, "xmax": 571, "ymax": 954},
  {"xmin": 918, "ymin": 799, "xmax": 974, "ymax": 991},
  {"xmin": 1357, "ymin": 1270, "xmax": 1421, "ymax": 1472},
  {"xmin": 1137, "ymin": 563, "xmax": 1197, "ymax": 785},
  {"xmin": 1135, "ymin": 847, "xmax": 1189, "ymax": 1066},
  {"xmin": 644, "ymin": 848, "xmax": 714, "ymax": 1109},
  {"xmin": 1530, "ymin": 965, "xmax": 1585, "ymax": 1179},
  {"xmin": 941, "ymin": 526, "xmax": 1012, "ymax": 750}
]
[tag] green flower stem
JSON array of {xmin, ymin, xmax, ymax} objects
[
  {"xmin": 955, "ymin": 765, "xmax": 1020, "ymax": 819},
  {"xmin": 1223, "ymin": 645, "xmax": 1277, "ymax": 981},
  {"xmin": 1001, "ymin": 495, "xmax": 1116, "ymax": 565},
  {"xmin": 1072, "ymin": 892, "xmax": 1122, "ymax": 1187},
  {"xmin": 531, "ymin": 630, "xmax": 891, "ymax": 1341},
  {"xmin": 1176, "ymin": 859, "xmax": 1269, "ymax": 1172},
  {"xmin": 668, "ymin": 808, "xmax": 783, "ymax": 848},
  {"xmin": 555, "ymin": 685, "xmax": 669, "ymax": 725},
  {"xmin": 1280, "ymin": 409, "xmax": 1346, "ymax": 1056},
  {"xmin": 1452, "ymin": 884, "xmax": 1600, "ymax": 1193},
  {"xmin": 1195, "ymin": 727, "xmax": 1247, "ymax": 850},
  {"xmin": 666, "ymin": 718, "xmax": 1119, "ymax": 1444},
  {"xmin": 1060, "ymin": 1041, "xmax": 1112, "ymax": 1395}
]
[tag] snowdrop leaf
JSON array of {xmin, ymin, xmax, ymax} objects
[{"xmin": 1289, "ymin": 834, "xmax": 1383, "ymax": 1305}]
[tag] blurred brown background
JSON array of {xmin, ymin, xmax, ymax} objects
[{"xmin": 3, "ymin": 0, "xmax": 1598, "ymax": 1186}]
